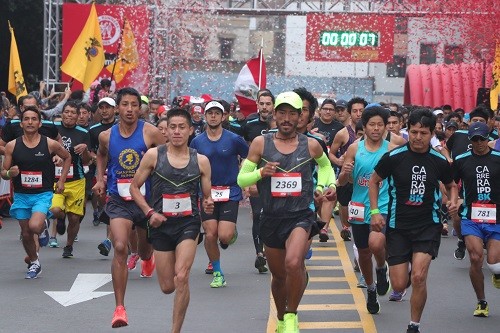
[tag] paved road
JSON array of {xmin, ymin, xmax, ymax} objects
[{"xmin": 0, "ymin": 202, "xmax": 498, "ymax": 332}]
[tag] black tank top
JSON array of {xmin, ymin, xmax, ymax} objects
[
  {"xmin": 149, "ymin": 145, "xmax": 201, "ymax": 219},
  {"xmin": 257, "ymin": 133, "xmax": 313, "ymax": 216},
  {"xmin": 12, "ymin": 135, "xmax": 55, "ymax": 194}
]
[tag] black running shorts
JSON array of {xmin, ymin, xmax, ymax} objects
[
  {"xmin": 260, "ymin": 209, "xmax": 316, "ymax": 249},
  {"xmin": 104, "ymin": 195, "xmax": 148, "ymax": 229},
  {"xmin": 149, "ymin": 216, "xmax": 201, "ymax": 252},
  {"xmin": 336, "ymin": 183, "xmax": 353, "ymax": 207},
  {"xmin": 200, "ymin": 200, "xmax": 239, "ymax": 223}
]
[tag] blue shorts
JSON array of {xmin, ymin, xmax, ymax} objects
[
  {"xmin": 10, "ymin": 191, "xmax": 53, "ymax": 220},
  {"xmin": 461, "ymin": 219, "xmax": 500, "ymax": 243}
]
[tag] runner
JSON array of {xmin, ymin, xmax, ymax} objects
[
  {"xmin": 237, "ymin": 91, "xmax": 335, "ymax": 333},
  {"xmin": 130, "ymin": 107, "xmax": 214, "ymax": 333},
  {"xmin": 49, "ymin": 101, "xmax": 91, "ymax": 257},
  {"xmin": 452, "ymin": 122, "xmax": 500, "ymax": 317},
  {"xmin": 338, "ymin": 106, "xmax": 395, "ymax": 313},
  {"xmin": 92, "ymin": 87, "xmax": 165, "ymax": 328},
  {"xmin": 190, "ymin": 100, "xmax": 249, "ymax": 287},
  {"xmin": 2, "ymin": 106, "xmax": 71, "ymax": 279},
  {"xmin": 369, "ymin": 108, "xmax": 459, "ymax": 333}
]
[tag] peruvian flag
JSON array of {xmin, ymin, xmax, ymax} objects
[{"xmin": 234, "ymin": 50, "xmax": 266, "ymax": 117}]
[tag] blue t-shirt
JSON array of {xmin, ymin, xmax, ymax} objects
[{"xmin": 190, "ymin": 129, "xmax": 249, "ymax": 201}]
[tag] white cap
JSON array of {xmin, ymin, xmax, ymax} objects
[
  {"xmin": 98, "ymin": 97, "xmax": 116, "ymax": 107},
  {"xmin": 433, "ymin": 109, "xmax": 443, "ymax": 116},
  {"xmin": 204, "ymin": 101, "xmax": 225, "ymax": 113}
]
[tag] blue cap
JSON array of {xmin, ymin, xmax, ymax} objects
[{"xmin": 468, "ymin": 122, "xmax": 489, "ymax": 140}]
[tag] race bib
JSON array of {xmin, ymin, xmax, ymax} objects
[
  {"xmin": 270, "ymin": 173, "xmax": 302, "ymax": 197},
  {"xmin": 211, "ymin": 186, "xmax": 230, "ymax": 202},
  {"xmin": 348, "ymin": 201, "xmax": 365, "ymax": 222},
  {"xmin": 55, "ymin": 164, "xmax": 74, "ymax": 179},
  {"xmin": 21, "ymin": 171, "xmax": 42, "ymax": 188},
  {"xmin": 471, "ymin": 203, "xmax": 496, "ymax": 224},
  {"xmin": 162, "ymin": 193, "xmax": 192, "ymax": 217},
  {"xmin": 117, "ymin": 178, "xmax": 145, "ymax": 201}
]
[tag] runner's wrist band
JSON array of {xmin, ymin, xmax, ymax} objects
[
  {"xmin": 146, "ymin": 208, "xmax": 155, "ymax": 219},
  {"xmin": 370, "ymin": 208, "xmax": 380, "ymax": 215},
  {"xmin": 328, "ymin": 183, "xmax": 336, "ymax": 190},
  {"xmin": 6, "ymin": 170, "xmax": 10, "ymax": 179}
]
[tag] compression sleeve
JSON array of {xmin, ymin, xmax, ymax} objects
[
  {"xmin": 237, "ymin": 159, "xmax": 262, "ymax": 188},
  {"xmin": 314, "ymin": 152, "xmax": 332, "ymax": 190}
]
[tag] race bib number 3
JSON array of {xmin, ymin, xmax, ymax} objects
[
  {"xmin": 117, "ymin": 179, "xmax": 145, "ymax": 201},
  {"xmin": 270, "ymin": 173, "xmax": 302, "ymax": 197},
  {"xmin": 21, "ymin": 171, "xmax": 43, "ymax": 188},
  {"xmin": 471, "ymin": 203, "xmax": 496, "ymax": 224},
  {"xmin": 211, "ymin": 186, "xmax": 230, "ymax": 202},
  {"xmin": 162, "ymin": 193, "xmax": 192, "ymax": 217},
  {"xmin": 55, "ymin": 164, "xmax": 74, "ymax": 179},
  {"xmin": 348, "ymin": 201, "xmax": 365, "ymax": 222}
]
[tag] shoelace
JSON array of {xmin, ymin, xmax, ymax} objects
[{"xmin": 28, "ymin": 264, "xmax": 40, "ymax": 272}]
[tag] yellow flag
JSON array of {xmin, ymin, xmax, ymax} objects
[
  {"xmin": 60, "ymin": 3, "xmax": 104, "ymax": 91},
  {"xmin": 106, "ymin": 18, "xmax": 139, "ymax": 83},
  {"xmin": 8, "ymin": 21, "xmax": 28, "ymax": 101},
  {"xmin": 491, "ymin": 41, "xmax": 500, "ymax": 110}
]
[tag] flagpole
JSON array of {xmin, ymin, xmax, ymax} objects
[
  {"xmin": 110, "ymin": 17, "xmax": 127, "ymax": 83},
  {"xmin": 258, "ymin": 38, "xmax": 264, "ymax": 90}
]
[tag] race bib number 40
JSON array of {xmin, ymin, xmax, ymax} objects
[
  {"xmin": 162, "ymin": 193, "xmax": 192, "ymax": 217},
  {"xmin": 348, "ymin": 201, "xmax": 365, "ymax": 222},
  {"xmin": 211, "ymin": 186, "xmax": 230, "ymax": 202},
  {"xmin": 270, "ymin": 173, "xmax": 302, "ymax": 197},
  {"xmin": 471, "ymin": 203, "xmax": 496, "ymax": 224},
  {"xmin": 117, "ymin": 178, "xmax": 145, "ymax": 201},
  {"xmin": 21, "ymin": 171, "xmax": 42, "ymax": 188}
]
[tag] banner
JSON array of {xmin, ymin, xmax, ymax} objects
[
  {"xmin": 62, "ymin": 4, "xmax": 150, "ymax": 94},
  {"xmin": 105, "ymin": 18, "xmax": 139, "ymax": 84},
  {"xmin": 234, "ymin": 50, "xmax": 266, "ymax": 117},
  {"xmin": 8, "ymin": 21, "xmax": 28, "ymax": 101}
]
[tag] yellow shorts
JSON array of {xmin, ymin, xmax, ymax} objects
[{"xmin": 50, "ymin": 178, "xmax": 86, "ymax": 216}]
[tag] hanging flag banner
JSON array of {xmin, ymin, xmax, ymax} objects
[
  {"xmin": 61, "ymin": 3, "xmax": 150, "ymax": 93},
  {"xmin": 234, "ymin": 50, "xmax": 266, "ymax": 117}
]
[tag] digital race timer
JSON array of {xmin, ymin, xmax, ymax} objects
[{"xmin": 319, "ymin": 31, "xmax": 380, "ymax": 47}]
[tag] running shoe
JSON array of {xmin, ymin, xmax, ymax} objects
[
  {"xmin": 275, "ymin": 319, "xmax": 284, "ymax": 333},
  {"xmin": 389, "ymin": 289, "xmax": 407, "ymax": 302},
  {"xmin": 25, "ymin": 262, "xmax": 42, "ymax": 279},
  {"xmin": 319, "ymin": 228, "xmax": 329, "ymax": 242},
  {"xmin": 56, "ymin": 217, "xmax": 66, "ymax": 235},
  {"xmin": 333, "ymin": 202, "xmax": 339, "ymax": 215},
  {"xmin": 376, "ymin": 263, "xmax": 391, "ymax": 296},
  {"xmin": 454, "ymin": 239, "xmax": 466, "ymax": 260},
  {"xmin": 210, "ymin": 271, "xmax": 226, "ymax": 288},
  {"xmin": 92, "ymin": 210, "xmax": 100, "ymax": 226},
  {"xmin": 205, "ymin": 261, "xmax": 214, "ymax": 274},
  {"xmin": 340, "ymin": 227, "xmax": 351, "ymax": 241},
  {"xmin": 49, "ymin": 237, "xmax": 59, "ymax": 248},
  {"xmin": 98, "ymin": 238, "xmax": 112, "ymax": 256},
  {"xmin": 473, "ymin": 300, "xmax": 489, "ymax": 317},
  {"xmin": 305, "ymin": 247, "xmax": 313, "ymax": 260},
  {"xmin": 353, "ymin": 258, "xmax": 360, "ymax": 272},
  {"xmin": 127, "ymin": 253, "xmax": 140, "ymax": 270},
  {"xmin": 406, "ymin": 324, "xmax": 420, "ymax": 333},
  {"xmin": 255, "ymin": 253, "xmax": 268, "ymax": 273},
  {"xmin": 283, "ymin": 313, "xmax": 299, "ymax": 333},
  {"xmin": 366, "ymin": 289, "xmax": 380, "ymax": 314},
  {"xmin": 62, "ymin": 245, "xmax": 73, "ymax": 258},
  {"xmin": 74, "ymin": 234, "xmax": 78, "ymax": 242},
  {"xmin": 140, "ymin": 255, "xmax": 155, "ymax": 278},
  {"xmin": 357, "ymin": 275, "xmax": 367, "ymax": 288},
  {"xmin": 38, "ymin": 219, "xmax": 50, "ymax": 247},
  {"xmin": 111, "ymin": 305, "xmax": 128, "ymax": 328},
  {"xmin": 492, "ymin": 274, "xmax": 500, "ymax": 289}
]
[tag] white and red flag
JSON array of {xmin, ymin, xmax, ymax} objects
[{"xmin": 234, "ymin": 49, "xmax": 266, "ymax": 117}]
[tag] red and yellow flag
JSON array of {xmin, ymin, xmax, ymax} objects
[
  {"xmin": 106, "ymin": 18, "xmax": 139, "ymax": 84},
  {"xmin": 60, "ymin": 3, "xmax": 104, "ymax": 91},
  {"xmin": 491, "ymin": 41, "xmax": 500, "ymax": 110},
  {"xmin": 8, "ymin": 21, "xmax": 28, "ymax": 101}
]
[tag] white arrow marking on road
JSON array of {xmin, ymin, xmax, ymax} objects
[{"xmin": 45, "ymin": 273, "xmax": 113, "ymax": 307}]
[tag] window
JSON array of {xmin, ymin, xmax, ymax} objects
[
  {"xmin": 219, "ymin": 38, "xmax": 234, "ymax": 59},
  {"xmin": 444, "ymin": 45, "xmax": 464, "ymax": 64},
  {"xmin": 420, "ymin": 43, "xmax": 437, "ymax": 64},
  {"xmin": 386, "ymin": 55, "xmax": 407, "ymax": 78},
  {"xmin": 192, "ymin": 36, "xmax": 205, "ymax": 58}
]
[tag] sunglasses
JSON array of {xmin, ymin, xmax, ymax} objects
[{"xmin": 470, "ymin": 136, "xmax": 487, "ymax": 142}]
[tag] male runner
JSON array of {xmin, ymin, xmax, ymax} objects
[
  {"xmin": 190, "ymin": 100, "xmax": 249, "ymax": 287},
  {"xmin": 453, "ymin": 122, "xmax": 500, "ymax": 317},
  {"xmin": 369, "ymin": 108, "xmax": 459, "ymax": 333},
  {"xmin": 92, "ymin": 87, "xmax": 165, "ymax": 328},
  {"xmin": 130, "ymin": 107, "xmax": 214, "ymax": 333},
  {"xmin": 238, "ymin": 91, "xmax": 335, "ymax": 333},
  {"xmin": 2, "ymin": 106, "xmax": 71, "ymax": 278},
  {"xmin": 338, "ymin": 106, "xmax": 395, "ymax": 313}
]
